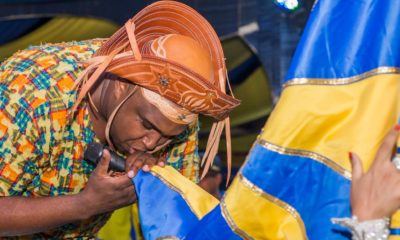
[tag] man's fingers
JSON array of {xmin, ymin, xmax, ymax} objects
[
  {"xmin": 95, "ymin": 149, "xmax": 111, "ymax": 175},
  {"xmin": 125, "ymin": 155, "xmax": 144, "ymax": 178},
  {"xmin": 158, "ymin": 161, "xmax": 165, "ymax": 167},
  {"xmin": 113, "ymin": 185, "xmax": 136, "ymax": 208},
  {"xmin": 142, "ymin": 164, "xmax": 150, "ymax": 172},
  {"xmin": 350, "ymin": 152, "xmax": 363, "ymax": 181},
  {"xmin": 114, "ymin": 175, "xmax": 134, "ymax": 189},
  {"xmin": 123, "ymin": 185, "xmax": 137, "ymax": 204},
  {"xmin": 127, "ymin": 170, "xmax": 135, "ymax": 178},
  {"xmin": 158, "ymin": 157, "xmax": 166, "ymax": 167},
  {"xmin": 133, "ymin": 157, "xmax": 145, "ymax": 173},
  {"xmin": 142, "ymin": 155, "xmax": 158, "ymax": 166},
  {"xmin": 375, "ymin": 126, "xmax": 400, "ymax": 165},
  {"xmin": 125, "ymin": 152, "xmax": 143, "ymax": 172},
  {"xmin": 125, "ymin": 152, "xmax": 161, "ymax": 176}
]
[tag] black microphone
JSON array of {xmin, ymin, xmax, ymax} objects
[{"xmin": 84, "ymin": 142, "xmax": 126, "ymax": 172}]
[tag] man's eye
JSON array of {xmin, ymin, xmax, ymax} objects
[{"xmin": 143, "ymin": 122, "xmax": 152, "ymax": 130}]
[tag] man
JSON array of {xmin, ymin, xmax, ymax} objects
[{"xmin": 0, "ymin": 1, "xmax": 239, "ymax": 238}]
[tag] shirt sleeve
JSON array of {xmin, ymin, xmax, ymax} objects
[
  {"xmin": 163, "ymin": 120, "xmax": 200, "ymax": 183},
  {"xmin": 0, "ymin": 89, "xmax": 40, "ymax": 196}
]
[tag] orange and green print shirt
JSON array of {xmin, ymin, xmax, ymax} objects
[{"xmin": 0, "ymin": 40, "xmax": 200, "ymax": 239}]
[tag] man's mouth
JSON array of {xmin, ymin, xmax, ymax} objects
[
  {"xmin": 129, "ymin": 147, "xmax": 136, "ymax": 154},
  {"xmin": 126, "ymin": 143, "xmax": 145, "ymax": 154}
]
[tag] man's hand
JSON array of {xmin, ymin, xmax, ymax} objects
[
  {"xmin": 350, "ymin": 125, "xmax": 400, "ymax": 221},
  {"xmin": 79, "ymin": 149, "xmax": 136, "ymax": 218},
  {"xmin": 0, "ymin": 150, "xmax": 133, "ymax": 236},
  {"xmin": 124, "ymin": 151, "xmax": 166, "ymax": 178}
]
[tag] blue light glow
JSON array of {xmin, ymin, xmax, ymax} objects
[{"xmin": 274, "ymin": 0, "xmax": 300, "ymax": 12}]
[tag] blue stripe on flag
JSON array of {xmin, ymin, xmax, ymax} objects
[
  {"xmin": 133, "ymin": 170, "xmax": 199, "ymax": 239},
  {"xmin": 242, "ymin": 143, "xmax": 352, "ymax": 239},
  {"xmin": 390, "ymin": 228, "xmax": 400, "ymax": 236},
  {"xmin": 286, "ymin": 0, "xmax": 400, "ymax": 81},
  {"xmin": 185, "ymin": 205, "xmax": 241, "ymax": 240}
]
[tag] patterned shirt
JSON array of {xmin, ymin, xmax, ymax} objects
[{"xmin": 0, "ymin": 40, "xmax": 199, "ymax": 239}]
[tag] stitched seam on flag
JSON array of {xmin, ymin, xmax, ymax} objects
[
  {"xmin": 220, "ymin": 195, "xmax": 254, "ymax": 240},
  {"xmin": 258, "ymin": 139, "xmax": 352, "ymax": 180},
  {"xmin": 156, "ymin": 236, "xmax": 180, "ymax": 240},
  {"xmin": 149, "ymin": 171, "xmax": 201, "ymax": 219},
  {"xmin": 239, "ymin": 174, "xmax": 308, "ymax": 239},
  {"xmin": 284, "ymin": 66, "xmax": 400, "ymax": 88}
]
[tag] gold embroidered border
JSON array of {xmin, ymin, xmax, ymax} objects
[
  {"xmin": 284, "ymin": 67, "xmax": 400, "ymax": 88},
  {"xmin": 149, "ymin": 170, "xmax": 201, "ymax": 219},
  {"xmin": 257, "ymin": 139, "xmax": 351, "ymax": 179},
  {"xmin": 239, "ymin": 174, "xmax": 308, "ymax": 240},
  {"xmin": 220, "ymin": 195, "xmax": 254, "ymax": 240},
  {"xmin": 219, "ymin": 174, "xmax": 308, "ymax": 240},
  {"xmin": 156, "ymin": 236, "xmax": 179, "ymax": 240}
]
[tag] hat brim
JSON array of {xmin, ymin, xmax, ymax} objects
[
  {"xmin": 108, "ymin": 55, "xmax": 240, "ymax": 120},
  {"xmin": 95, "ymin": 1, "xmax": 240, "ymax": 120}
]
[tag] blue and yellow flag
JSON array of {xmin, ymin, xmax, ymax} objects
[
  {"xmin": 250, "ymin": 0, "xmax": 400, "ymax": 239},
  {"xmin": 133, "ymin": 166, "xmax": 242, "ymax": 239},
  {"xmin": 118, "ymin": 0, "xmax": 400, "ymax": 239}
]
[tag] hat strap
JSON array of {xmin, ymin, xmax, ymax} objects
[
  {"xmin": 125, "ymin": 20, "xmax": 142, "ymax": 61},
  {"xmin": 200, "ymin": 69, "xmax": 233, "ymax": 185},
  {"xmin": 72, "ymin": 20, "xmax": 141, "ymax": 115},
  {"xmin": 72, "ymin": 42, "xmax": 128, "ymax": 113},
  {"xmin": 105, "ymin": 86, "xmax": 138, "ymax": 150}
]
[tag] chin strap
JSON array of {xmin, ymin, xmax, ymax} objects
[{"xmin": 104, "ymin": 86, "xmax": 138, "ymax": 151}]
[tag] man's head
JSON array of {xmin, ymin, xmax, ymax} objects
[
  {"xmin": 76, "ymin": 1, "xmax": 240, "ymax": 174},
  {"xmin": 97, "ymin": 34, "xmax": 215, "ymax": 154}
]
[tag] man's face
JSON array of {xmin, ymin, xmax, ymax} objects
[{"xmin": 109, "ymin": 89, "xmax": 188, "ymax": 155}]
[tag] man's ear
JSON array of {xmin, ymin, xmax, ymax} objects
[{"xmin": 111, "ymin": 75, "xmax": 131, "ymax": 100}]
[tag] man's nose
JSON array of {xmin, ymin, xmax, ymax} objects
[{"xmin": 142, "ymin": 131, "xmax": 162, "ymax": 151}]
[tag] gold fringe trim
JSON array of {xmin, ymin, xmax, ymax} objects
[
  {"xmin": 156, "ymin": 236, "xmax": 179, "ymax": 240},
  {"xmin": 257, "ymin": 139, "xmax": 351, "ymax": 179},
  {"xmin": 219, "ymin": 174, "xmax": 308, "ymax": 239},
  {"xmin": 220, "ymin": 195, "xmax": 254, "ymax": 240},
  {"xmin": 284, "ymin": 67, "xmax": 400, "ymax": 88},
  {"xmin": 149, "ymin": 171, "xmax": 201, "ymax": 219}
]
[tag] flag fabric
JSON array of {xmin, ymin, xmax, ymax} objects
[
  {"xmin": 252, "ymin": 0, "xmax": 400, "ymax": 238},
  {"xmin": 133, "ymin": 166, "xmax": 233, "ymax": 239},
  {"xmin": 132, "ymin": 0, "xmax": 400, "ymax": 239}
]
